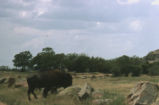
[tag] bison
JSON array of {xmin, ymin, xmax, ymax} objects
[{"xmin": 27, "ymin": 70, "xmax": 72, "ymax": 100}]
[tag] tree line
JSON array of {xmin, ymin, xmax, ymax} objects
[{"xmin": 12, "ymin": 47, "xmax": 159, "ymax": 76}]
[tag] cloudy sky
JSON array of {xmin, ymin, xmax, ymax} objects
[{"xmin": 1, "ymin": 0, "xmax": 159, "ymax": 67}]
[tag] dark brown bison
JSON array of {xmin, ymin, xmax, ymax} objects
[
  {"xmin": 27, "ymin": 70, "xmax": 72, "ymax": 100},
  {"xmin": 7, "ymin": 77, "xmax": 16, "ymax": 87}
]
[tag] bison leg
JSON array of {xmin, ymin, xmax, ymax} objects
[
  {"xmin": 43, "ymin": 88, "xmax": 50, "ymax": 98},
  {"xmin": 51, "ymin": 87, "xmax": 57, "ymax": 94},
  {"xmin": 28, "ymin": 88, "xmax": 32, "ymax": 101},
  {"xmin": 28, "ymin": 87, "xmax": 37, "ymax": 101},
  {"xmin": 32, "ymin": 89, "xmax": 37, "ymax": 99}
]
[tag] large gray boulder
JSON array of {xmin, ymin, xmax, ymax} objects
[
  {"xmin": 58, "ymin": 86, "xmax": 81, "ymax": 97},
  {"xmin": 78, "ymin": 82, "xmax": 94, "ymax": 100},
  {"xmin": 127, "ymin": 81, "xmax": 159, "ymax": 105},
  {"xmin": 57, "ymin": 83, "xmax": 95, "ymax": 100},
  {"xmin": 0, "ymin": 78, "xmax": 6, "ymax": 84}
]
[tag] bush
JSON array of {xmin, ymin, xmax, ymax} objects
[
  {"xmin": 111, "ymin": 55, "xmax": 143, "ymax": 77},
  {"xmin": 111, "ymin": 66, "xmax": 122, "ymax": 77},
  {"xmin": 130, "ymin": 65, "xmax": 142, "ymax": 77},
  {"xmin": 0, "ymin": 66, "xmax": 10, "ymax": 71},
  {"xmin": 148, "ymin": 64, "xmax": 159, "ymax": 76}
]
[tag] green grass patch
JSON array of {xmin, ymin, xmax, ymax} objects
[{"xmin": 103, "ymin": 90, "xmax": 127, "ymax": 105}]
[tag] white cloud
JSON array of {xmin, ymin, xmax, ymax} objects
[
  {"xmin": 11, "ymin": 0, "xmax": 33, "ymax": 6},
  {"xmin": 152, "ymin": 0, "xmax": 159, "ymax": 5},
  {"xmin": 13, "ymin": 26, "xmax": 44, "ymax": 36},
  {"xmin": 33, "ymin": 0, "xmax": 53, "ymax": 17},
  {"xmin": 17, "ymin": 0, "xmax": 54, "ymax": 18},
  {"xmin": 96, "ymin": 21, "xmax": 101, "ymax": 26},
  {"xmin": 35, "ymin": 8, "xmax": 46, "ymax": 16},
  {"xmin": 117, "ymin": 0, "xmax": 140, "ymax": 5},
  {"xmin": 22, "ymin": 37, "xmax": 45, "ymax": 49},
  {"xmin": 21, "ymin": 11, "xmax": 27, "ymax": 17},
  {"xmin": 129, "ymin": 20, "xmax": 143, "ymax": 31},
  {"xmin": 19, "ymin": 11, "xmax": 32, "ymax": 18},
  {"xmin": 96, "ymin": 21, "xmax": 103, "ymax": 28},
  {"xmin": 40, "ymin": 0, "xmax": 52, "ymax": 3}
]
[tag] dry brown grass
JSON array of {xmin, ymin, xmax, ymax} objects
[{"xmin": 73, "ymin": 73, "xmax": 159, "ymax": 96}]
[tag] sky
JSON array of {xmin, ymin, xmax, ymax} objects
[{"xmin": 1, "ymin": 0, "xmax": 159, "ymax": 67}]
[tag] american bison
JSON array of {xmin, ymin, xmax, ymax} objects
[
  {"xmin": 27, "ymin": 70, "xmax": 72, "ymax": 100},
  {"xmin": 7, "ymin": 77, "xmax": 16, "ymax": 87}
]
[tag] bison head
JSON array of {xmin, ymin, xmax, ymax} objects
[{"xmin": 63, "ymin": 73, "xmax": 72, "ymax": 88}]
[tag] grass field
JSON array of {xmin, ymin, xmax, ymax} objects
[{"xmin": 0, "ymin": 71, "xmax": 158, "ymax": 105}]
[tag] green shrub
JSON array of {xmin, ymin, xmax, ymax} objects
[
  {"xmin": 111, "ymin": 66, "xmax": 122, "ymax": 77},
  {"xmin": 148, "ymin": 64, "xmax": 159, "ymax": 76}
]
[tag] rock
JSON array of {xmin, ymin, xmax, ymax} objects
[
  {"xmin": 81, "ymin": 76, "xmax": 87, "ymax": 79},
  {"xmin": 91, "ymin": 75, "xmax": 96, "ymax": 80},
  {"xmin": 92, "ymin": 99, "xmax": 112, "ymax": 105},
  {"xmin": 78, "ymin": 82, "xmax": 94, "ymax": 100},
  {"xmin": 57, "ymin": 87, "xmax": 65, "ymax": 93},
  {"xmin": 0, "ymin": 78, "xmax": 6, "ymax": 84},
  {"xmin": 127, "ymin": 81, "xmax": 159, "ymax": 105},
  {"xmin": 51, "ymin": 87, "xmax": 65, "ymax": 94},
  {"xmin": 145, "ymin": 49, "xmax": 159, "ymax": 63},
  {"xmin": 152, "ymin": 98, "xmax": 159, "ymax": 105},
  {"xmin": 58, "ymin": 86, "xmax": 81, "ymax": 97}
]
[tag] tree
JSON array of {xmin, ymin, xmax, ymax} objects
[
  {"xmin": 0, "ymin": 66, "xmax": 10, "ymax": 71},
  {"xmin": 65, "ymin": 53, "xmax": 91, "ymax": 72},
  {"xmin": 89, "ymin": 57, "xmax": 111, "ymax": 73},
  {"xmin": 147, "ymin": 62, "xmax": 159, "ymax": 76},
  {"xmin": 53, "ymin": 53, "xmax": 66, "ymax": 70},
  {"xmin": 142, "ymin": 61, "xmax": 150, "ymax": 74},
  {"xmin": 13, "ymin": 51, "xmax": 32, "ymax": 71},
  {"xmin": 32, "ymin": 47, "xmax": 55, "ymax": 71},
  {"xmin": 112, "ymin": 55, "xmax": 143, "ymax": 77},
  {"xmin": 115, "ymin": 55, "xmax": 131, "ymax": 76},
  {"xmin": 111, "ymin": 66, "xmax": 121, "ymax": 77},
  {"xmin": 65, "ymin": 53, "xmax": 79, "ymax": 71},
  {"xmin": 73, "ymin": 54, "xmax": 90, "ymax": 72},
  {"xmin": 42, "ymin": 47, "xmax": 55, "ymax": 54}
]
